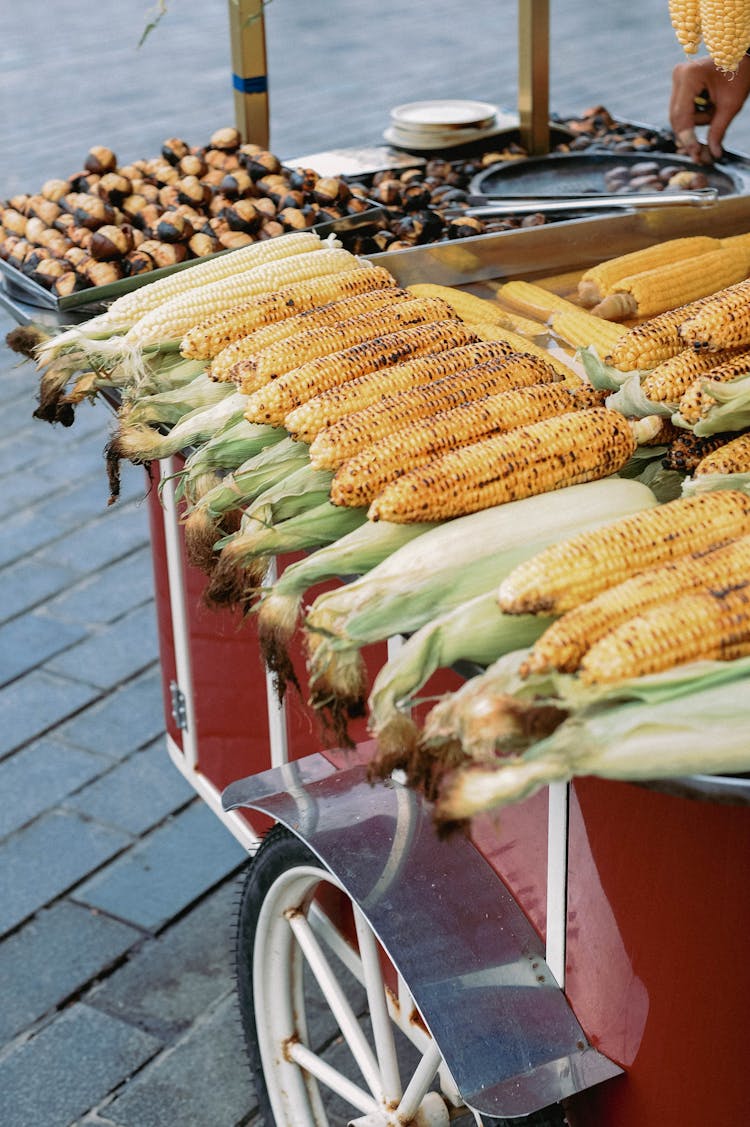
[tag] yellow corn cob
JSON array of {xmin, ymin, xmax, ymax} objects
[
  {"xmin": 669, "ymin": 0, "xmax": 702, "ymax": 54},
  {"xmin": 640, "ymin": 345, "xmax": 742, "ymax": 403},
  {"xmin": 367, "ymin": 407, "xmax": 636, "ymax": 524},
  {"xmin": 307, "ymin": 351, "xmax": 563, "ymax": 466},
  {"xmin": 331, "ymin": 384, "xmax": 604, "ymax": 507},
  {"xmin": 679, "ymin": 278, "xmax": 750, "ymax": 351},
  {"xmin": 578, "ymin": 236, "xmax": 719, "ymax": 306},
  {"xmin": 180, "ymin": 264, "xmax": 398, "ymax": 359},
  {"xmin": 472, "ymin": 322, "xmax": 582, "ymax": 383},
  {"xmin": 605, "ymin": 294, "xmax": 716, "ymax": 371},
  {"xmin": 208, "ymin": 286, "xmax": 411, "ymax": 381},
  {"xmin": 125, "ymin": 247, "xmax": 362, "ymax": 350},
  {"xmin": 579, "ymin": 582, "xmax": 750, "ymax": 684},
  {"xmin": 282, "ymin": 340, "xmax": 520, "ymax": 442},
  {"xmin": 699, "ymin": 0, "xmax": 750, "ymax": 73},
  {"xmin": 523, "ymin": 533, "xmax": 750, "ymax": 675},
  {"xmin": 497, "ymin": 489, "xmax": 750, "ymax": 616},
  {"xmin": 678, "ymin": 352, "xmax": 750, "ymax": 423},
  {"xmin": 242, "ymin": 295, "xmax": 456, "ymax": 388},
  {"xmin": 694, "ymin": 430, "xmax": 750, "ymax": 474},
  {"xmin": 244, "ymin": 319, "xmax": 478, "ymax": 426},
  {"xmin": 550, "ymin": 309, "xmax": 627, "ymax": 354},
  {"xmin": 405, "ymin": 282, "xmax": 547, "ymax": 336},
  {"xmin": 591, "ymin": 246, "xmax": 750, "ymax": 322},
  {"xmin": 497, "ymin": 279, "xmax": 583, "ymax": 321}
]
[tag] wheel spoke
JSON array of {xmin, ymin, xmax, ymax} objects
[
  {"xmin": 396, "ymin": 1040, "xmax": 443, "ymax": 1121},
  {"xmin": 286, "ymin": 907, "xmax": 384, "ymax": 1101},
  {"xmin": 310, "ymin": 901, "xmax": 365, "ymax": 986},
  {"xmin": 287, "ymin": 1039, "xmax": 380, "ymax": 1116},
  {"xmin": 353, "ymin": 904, "xmax": 402, "ymax": 1104}
]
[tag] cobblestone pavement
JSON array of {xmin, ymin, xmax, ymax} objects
[{"xmin": 2, "ymin": 3, "xmax": 749, "ymax": 1125}]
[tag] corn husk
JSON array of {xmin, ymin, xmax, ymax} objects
[
  {"xmin": 121, "ymin": 370, "xmax": 230, "ymax": 428},
  {"xmin": 675, "ymin": 372, "xmax": 750, "ymax": 435},
  {"xmin": 112, "ymin": 391, "xmax": 249, "ymax": 464},
  {"xmin": 682, "ymin": 470, "xmax": 750, "ymax": 497}
]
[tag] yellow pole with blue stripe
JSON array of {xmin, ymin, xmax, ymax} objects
[{"xmin": 229, "ymin": 0, "xmax": 270, "ymax": 147}]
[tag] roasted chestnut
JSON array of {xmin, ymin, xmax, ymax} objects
[
  {"xmin": 176, "ymin": 175, "xmax": 210, "ymax": 208},
  {"xmin": 210, "ymin": 126, "xmax": 241, "ymax": 151},
  {"xmin": 312, "ymin": 176, "xmax": 350, "ymax": 207},
  {"xmin": 287, "ymin": 167, "xmax": 318, "ymax": 193},
  {"xmin": 188, "ymin": 231, "xmax": 220, "ymax": 257},
  {"xmin": 97, "ymin": 173, "xmax": 132, "ymax": 206},
  {"xmin": 223, "ymin": 199, "xmax": 263, "ymax": 233},
  {"xmin": 242, "ymin": 149, "xmax": 282, "ymax": 180},
  {"xmin": 1, "ymin": 209, "xmax": 27, "ymax": 237},
  {"xmin": 40, "ymin": 178, "xmax": 70, "ymax": 203},
  {"xmin": 277, "ymin": 206, "xmax": 311, "ymax": 231},
  {"xmin": 156, "ymin": 213, "xmax": 193, "ymax": 243},
  {"xmin": 125, "ymin": 249, "xmax": 157, "ymax": 275},
  {"xmin": 447, "ymin": 216, "xmax": 485, "ymax": 239},
  {"xmin": 178, "ymin": 153, "xmax": 207, "ymax": 178},
  {"xmin": 83, "ymin": 259, "xmax": 124, "ymax": 286},
  {"xmin": 90, "ymin": 224, "xmax": 135, "ymax": 260},
  {"xmin": 162, "ymin": 137, "xmax": 191, "ymax": 165},
  {"xmin": 218, "ymin": 230, "xmax": 256, "ymax": 249},
  {"xmin": 84, "ymin": 146, "xmax": 117, "ymax": 175},
  {"xmin": 51, "ymin": 270, "xmax": 82, "ymax": 297},
  {"xmin": 220, "ymin": 169, "xmax": 254, "ymax": 199}
]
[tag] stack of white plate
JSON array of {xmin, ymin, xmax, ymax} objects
[{"xmin": 384, "ymin": 99, "xmax": 509, "ymax": 151}]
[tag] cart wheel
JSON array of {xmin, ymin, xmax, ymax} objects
[{"xmin": 235, "ymin": 824, "xmax": 567, "ymax": 1127}]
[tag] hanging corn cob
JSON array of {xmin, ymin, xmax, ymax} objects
[
  {"xmin": 693, "ymin": 430, "xmax": 750, "ymax": 473},
  {"xmin": 307, "ymin": 351, "xmax": 562, "ymax": 468},
  {"xmin": 590, "ymin": 246, "xmax": 750, "ymax": 322},
  {"xmin": 522, "ymin": 533, "xmax": 750, "ymax": 675},
  {"xmin": 677, "ymin": 352, "xmax": 750, "ymax": 423},
  {"xmin": 669, "ymin": 0, "xmax": 702, "ymax": 54},
  {"xmin": 497, "ymin": 489, "xmax": 750, "ymax": 616},
  {"xmin": 366, "ymin": 407, "xmax": 637, "ymax": 524},
  {"xmin": 244, "ymin": 320, "xmax": 479, "ymax": 426},
  {"xmin": 180, "ymin": 264, "xmax": 399, "ymax": 360},
  {"xmin": 698, "ymin": 0, "xmax": 750, "ymax": 73},
  {"xmin": 640, "ymin": 346, "xmax": 744, "ymax": 403},
  {"xmin": 283, "ymin": 340, "xmax": 519, "ymax": 443},
  {"xmin": 680, "ymin": 278, "xmax": 750, "ymax": 351},
  {"xmin": 578, "ymin": 236, "xmax": 719, "ymax": 306},
  {"xmin": 331, "ymin": 384, "xmax": 605, "ymax": 507}
]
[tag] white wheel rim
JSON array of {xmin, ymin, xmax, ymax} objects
[{"xmin": 253, "ymin": 861, "xmax": 457, "ymax": 1126}]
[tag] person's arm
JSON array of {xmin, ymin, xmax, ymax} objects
[{"xmin": 669, "ymin": 54, "xmax": 750, "ymax": 163}]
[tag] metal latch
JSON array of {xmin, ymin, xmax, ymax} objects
[{"xmin": 169, "ymin": 680, "xmax": 188, "ymax": 730}]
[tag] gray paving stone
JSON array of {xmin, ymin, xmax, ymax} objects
[
  {"xmin": 89, "ymin": 878, "xmax": 240, "ymax": 1040},
  {"xmin": 0, "ymin": 901, "xmax": 141, "ymax": 1043},
  {"xmin": 0, "ymin": 737, "xmax": 104, "ymax": 839},
  {"xmin": 44, "ymin": 602, "xmax": 159, "ymax": 690},
  {"xmin": 0, "ymin": 503, "xmax": 69, "ymax": 568},
  {"xmin": 35, "ymin": 500, "xmax": 150, "ymax": 573},
  {"xmin": 98, "ymin": 993, "xmax": 254, "ymax": 1127},
  {"xmin": 0, "ymin": 809, "xmax": 130, "ymax": 937},
  {"xmin": 0, "ymin": 1003, "xmax": 160, "ymax": 1127},
  {"xmin": 0, "ymin": 553, "xmax": 78, "ymax": 618},
  {"xmin": 64, "ymin": 739, "xmax": 193, "ymax": 836},
  {"xmin": 0, "ymin": 669, "xmax": 101, "ymax": 760},
  {"xmin": 0, "ymin": 609, "xmax": 87, "ymax": 686},
  {"xmin": 75, "ymin": 800, "xmax": 246, "ymax": 933},
  {"xmin": 55, "ymin": 667, "xmax": 165, "ymax": 760},
  {"xmin": 44, "ymin": 546, "xmax": 156, "ymax": 627}
]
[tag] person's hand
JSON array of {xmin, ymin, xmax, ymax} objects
[{"xmin": 669, "ymin": 54, "xmax": 750, "ymax": 163}]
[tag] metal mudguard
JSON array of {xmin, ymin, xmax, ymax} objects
[{"xmin": 223, "ymin": 753, "xmax": 621, "ymax": 1119}]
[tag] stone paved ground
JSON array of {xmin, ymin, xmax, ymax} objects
[{"xmin": 2, "ymin": 3, "xmax": 750, "ymax": 1125}]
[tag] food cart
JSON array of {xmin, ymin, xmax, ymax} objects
[{"xmin": 3, "ymin": 3, "xmax": 750, "ymax": 1125}]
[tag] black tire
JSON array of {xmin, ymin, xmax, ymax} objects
[{"xmin": 235, "ymin": 823, "xmax": 567, "ymax": 1127}]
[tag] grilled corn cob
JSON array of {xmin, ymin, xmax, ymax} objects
[
  {"xmin": 641, "ymin": 346, "xmax": 743, "ymax": 403},
  {"xmin": 331, "ymin": 384, "xmax": 605, "ymax": 506},
  {"xmin": 669, "ymin": 0, "xmax": 702, "ymax": 54},
  {"xmin": 699, "ymin": 0, "xmax": 750, "ymax": 73},
  {"xmin": 283, "ymin": 340, "xmax": 520, "ymax": 443},
  {"xmin": 244, "ymin": 320, "xmax": 478, "ymax": 426},
  {"xmin": 550, "ymin": 309, "xmax": 627, "ymax": 355},
  {"xmin": 307, "ymin": 352, "xmax": 563, "ymax": 467},
  {"xmin": 579, "ymin": 583, "xmax": 750, "ymax": 684},
  {"xmin": 180, "ymin": 264, "xmax": 398, "ymax": 359},
  {"xmin": 523, "ymin": 533, "xmax": 750, "ymax": 675},
  {"xmin": 497, "ymin": 489, "xmax": 750, "ymax": 616},
  {"xmin": 405, "ymin": 282, "xmax": 546, "ymax": 335},
  {"xmin": 679, "ymin": 278, "xmax": 750, "ymax": 351},
  {"xmin": 578, "ymin": 236, "xmax": 719, "ymax": 306},
  {"xmin": 662, "ymin": 428, "xmax": 738, "ymax": 472},
  {"xmin": 367, "ymin": 407, "xmax": 637, "ymax": 524},
  {"xmin": 694, "ymin": 430, "xmax": 750, "ymax": 474},
  {"xmin": 472, "ymin": 322, "xmax": 582, "ymax": 383},
  {"xmin": 677, "ymin": 352, "xmax": 750, "ymax": 423},
  {"xmin": 208, "ymin": 286, "xmax": 411, "ymax": 382},
  {"xmin": 497, "ymin": 280, "xmax": 583, "ymax": 321},
  {"xmin": 605, "ymin": 295, "xmax": 716, "ymax": 371}
]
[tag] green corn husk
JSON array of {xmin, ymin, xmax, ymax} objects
[
  {"xmin": 120, "ymin": 370, "xmax": 231, "ymax": 428},
  {"xmin": 112, "ymin": 391, "xmax": 249, "ymax": 465},
  {"xmin": 367, "ymin": 592, "xmax": 553, "ymax": 775},
  {"xmin": 682, "ymin": 471, "xmax": 750, "ymax": 498},
  {"xmin": 675, "ymin": 372, "xmax": 750, "ymax": 436},
  {"xmin": 204, "ymin": 500, "xmax": 367, "ymax": 614},
  {"xmin": 178, "ymin": 418, "xmax": 286, "ymax": 489}
]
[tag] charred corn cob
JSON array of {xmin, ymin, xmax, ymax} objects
[
  {"xmin": 550, "ymin": 309, "xmax": 627, "ymax": 354},
  {"xmin": 307, "ymin": 351, "xmax": 563, "ymax": 467},
  {"xmin": 678, "ymin": 351, "xmax": 750, "ymax": 423},
  {"xmin": 669, "ymin": 0, "xmax": 702, "ymax": 54},
  {"xmin": 694, "ymin": 430, "xmax": 750, "ymax": 473},
  {"xmin": 208, "ymin": 287, "xmax": 411, "ymax": 382},
  {"xmin": 180, "ymin": 264, "xmax": 398, "ymax": 359},
  {"xmin": 497, "ymin": 280, "xmax": 583, "ymax": 321},
  {"xmin": 405, "ymin": 283, "xmax": 547, "ymax": 335},
  {"xmin": 679, "ymin": 278, "xmax": 750, "ymax": 351},
  {"xmin": 523, "ymin": 533, "xmax": 750, "ymax": 675},
  {"xmin": 497, "ymin": 489, "xmax": 750, "ymax": 616},
  {"xmin": 244, "ymin": 320, "xmax": 478, "ymax": 427},
  {"xmin": 367, "ymin": 407, "xmax": 637, "ymax": 524},
  {"xmin": 591, "ymin": 247, "xmax": 750, "ymax": 322},
  {"xmin": 472, "ymin": 322, "xmax": 582, "ymax": 383},
  {"xmin": 605, "ymin": 295, "xmax": 716, "ymax": 371},
  {"xmin": 663, "ymin": 428, "xmax": 739, "ymax": 472},
  {"xmin": 242, "ymin": 295, "xmax": 455, "ymax": 388},
  {"xmin": 283, "ymin": 340, "xmax": 520, "ymax": 443},
  {"xmin": 699, "ymin": 0, "xmax": 750, "ymax": 73},
  {"xmin": 579, "ymin": 583, "xmax": 750, "ymax": 684},
  {"xmin": 578, "ymin": 236, "xmax": 719, "ymax": 306},
  {"xmin": 331, "ymin": 384, "xmax": 605, "ymax": 506},
  {"xmin": 641, "ymin": 346, "xmax": 743, "ymax": 403}
]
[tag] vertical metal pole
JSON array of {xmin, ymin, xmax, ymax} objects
[
  {"xmin": 518, "ymin": 0, "xmax": 550, "ymax": 155},
  {"xmin": 228, "ymin": 0, "xmax": 270, "ymax": 146}
]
